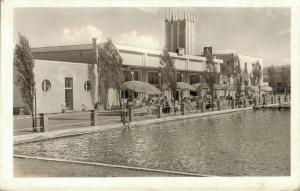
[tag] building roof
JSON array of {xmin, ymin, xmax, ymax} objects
[{"xmin": 31, "ymin": 43, "xmax": 223, "ymax": 63}]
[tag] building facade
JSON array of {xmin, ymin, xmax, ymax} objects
[{"xmin": 16, "ymin": 40, "xmax": 221, "ymax": 114}]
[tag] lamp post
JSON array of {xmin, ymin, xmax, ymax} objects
[
  {"xmin": 158, "ymin": 72, "xmax": 162, "ymax": 103},
  {"xmin": 181, "ymin": 73, "xmax": 184, "ymax": 102}
]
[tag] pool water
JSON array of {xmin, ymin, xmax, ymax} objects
[{"xmin": 14, "ymin": 110, "xmax": 290, "ymax": 176}]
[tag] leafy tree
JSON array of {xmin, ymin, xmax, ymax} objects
[
  {"xmin": 251, "ymin": 62, "xmax": 262, "ymax": 86},
  {"xmin": 203, "ymin": 48, "xmax": 218, "ymax": 102},
  {"xmin": 267, "ymin": 65, "xmax": 277, "ymax": 94},
  {"xmin": 234, "ymin": 60, "xmax": 243, "ymax": 100},
  {"xmin": 242, "ymin": 62, "xmax": 250, "ymax": 96},
  {"xmin": 279, "ymin": 67, "xmax": 290, "ymax": 95},
  {"xmin": 87, "ymin": 46, "xmax": 97, "ymax": 108},
  {"xmin": 159, "ymin": 49, "xmax": 177, "ymax": 102},
  {"xmin": 97, "ymin": 39, "xmax": 124, "ymax": 109},
  {"xmin": 251, "ymin": 62, "xmax": 262, "ymax": 101},
  {"xmin": 14, "ymin": 33, "xmax": 37, "ymax": 131}
]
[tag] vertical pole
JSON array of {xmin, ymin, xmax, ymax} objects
[
  {"xmin": 39, "ymin": 113, "xmax": 48, "ymax": 132},
  {"xmin": 34, "ymin": 89, "xmax": 37, "ymax": 129}
]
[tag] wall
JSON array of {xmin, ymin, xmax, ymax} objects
[{"xmin": 34, "ymin": 60, "xmax": 97, "ymax": 114}]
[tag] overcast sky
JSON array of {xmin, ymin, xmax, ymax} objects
[{"xmin": 14, "ymin": 7, "xmax": 290, "ymax": 67}]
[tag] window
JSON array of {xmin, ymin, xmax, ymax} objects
[
  {"xmin": 84, "ymin": 81, "xmax": 91, "ymax": 91},
  {"xmin": 148, "ymin": 72, "xmax": 159, "ymax": 85},
  {"xmin": 189, "ymin": 75, "xmax": 200, "ymax": 84},
  {"xmin": 177, "ymin": 73, "xmax": 183, "ymax": 82},
  {"xmin": 123, "ymin": 71, "xmax": 139, "ymax": 81},
  {"xmin": 41, "ymin": 79, "xmax": 51, "ymax": 92}
]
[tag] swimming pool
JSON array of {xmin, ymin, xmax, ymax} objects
[{"xmin": 14, "ymin": 110, "xmax": 290, "ymax": 176}]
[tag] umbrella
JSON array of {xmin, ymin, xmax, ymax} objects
[
  {"xmin": 192, "ymin": 83, "xmax": 209, "ymax": 90},
  {"xmin": 261, "ymin": 86, "xmax": 273, "ymax": 92},
  {"xmin": 176, "ymin": 82, "xmax": 196, "ymax": 91},
  {"xmin": 121, "ymin": 80, "xmax": 161, "ymax": 95},
  {"xmin": 245, "ymin": 86, "xmax": 259, "ymax": 93}
]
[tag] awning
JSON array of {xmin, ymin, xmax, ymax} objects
[
  {"xmin": 176, "ymin": 82, "xmax": 196, "ymax": 91},
  {"xmin": 121, "ymin": 80, "xmax": 161, "ymax": 95}
]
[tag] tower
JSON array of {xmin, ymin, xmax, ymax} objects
[{"xmin": 165, "ymin": 10, "xmax": 196, "ymax": 55}]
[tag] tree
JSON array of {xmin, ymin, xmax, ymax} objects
[
  {"xmin": 243, "ymin": 62, "xmax": 250, "ymax": 96},
  {"xmin": 203, "ymin": 48, "xmax": 218, "ymax": 102},
  {"xmin": 159, "ymin": 49, "xmax": 177, "ymax": 102},
  {"xmin": 279, "ymin": 67, "xmax": 290, "ymax": 95},
  {"xmin": 251, "ymin": 62, "xmax": 262, "ymax": 86},
  {"xmin": 13, "ymin": 33, "xmax": 37, "ymax": 131},
  {"xmin": 267, "ymin": 65, "xmax": 277, "ymax": 94},
  {"xmin": 251, "ymin": 62, "xmax": 262, "ymax": 101},
  {"xmin": 87, "ymin": 44, "xmax": 97, "ymax": 108},
  {"xmin": 97, "ymin": 39, "xmax": 124, "ymax": 109},
  {"xmin": 234, "ymin": 59, "xmax": 243, "ymax": 100}
]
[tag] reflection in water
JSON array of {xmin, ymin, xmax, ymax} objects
[{"xmin": 14, "ymin": 110, "xmax": 290, "ymax": 176}]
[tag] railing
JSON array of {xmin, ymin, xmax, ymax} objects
[
  {"xmin": 14, "ymin": 115, "xmax": 42, "ymax": 133},
  {"xmin": 14, "ymin": 95, "xmax": 291, "ymax": 134}
]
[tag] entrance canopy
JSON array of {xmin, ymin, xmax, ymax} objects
[{"xmin": 121, "ymin": 80, "xmax": 161, "ymax": 95}]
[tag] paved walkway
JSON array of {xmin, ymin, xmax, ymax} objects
[{"xmin": 14, "ymin": 111, "xmax": 121, "ymax": 136}]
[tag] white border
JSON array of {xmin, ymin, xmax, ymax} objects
[{"xmin": 1, "ymin": 0, "xmax": 300, "ymax": 190}]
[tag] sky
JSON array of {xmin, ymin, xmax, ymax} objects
[{"xmin": 13, "ymin": 7, "xmax": 290, "ymax": 67}]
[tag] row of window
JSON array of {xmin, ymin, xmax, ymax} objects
[
  {"xmin": 41, "ymin": 79, "xmax": 91, "ymax": 93},
  {"xmin": 41, "ymin": 73, "xmax": 204, "ymax": 93},
  {"xmin": 124, "ymin": 71, "xmax": 203, "ymax": 85}
]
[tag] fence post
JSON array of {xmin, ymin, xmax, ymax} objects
[
  {"xmin": 128, "ymin": 106, "xmax": 133, "ymax": 122},
  {"xmin": 157, "ymin": 105, "xmax": 162, "ymax": 118},
  {"xmin": 231, "ymin": 100, "xmax": 235, "ymax": 109},
  {"xmin": 244, "ymin": 99, "xmax": 247, "ymax": 108},
  {"xmin": 216, "ymin": 100, "xmax": 221, "ymax": 111},
  {"xmin": 180, "ymin": 103, "xmax": 185, "ymax": 115},
  {"xmin": 200, "ymin": 101, "xmax": 204, "ymax": 113},
  {"xmin": 39, "ymin": 113, "xmax": 48, "ymax": 132},
  {"xmin": 271, "ymin": 97, "xmax": 274, "ymax": 104},
  {"xmin": 90, "ymin": 110, "xmax": 96, "ymax": 126},
  {"xmin": 278, "ymin": 96, "xmax": 281, "ymax": 104}
]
